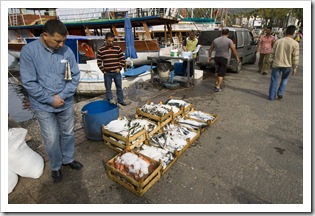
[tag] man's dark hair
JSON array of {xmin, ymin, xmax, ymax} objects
[
  {"xmin": 222, "ymin": 29, "xmax": 229, "ymax": 35},
  {"xmin": 189, "ymin": 30, "xmax": 195, "ymax": 36},
  {"xmin": 286, "ymin": 25, "xmax": 296, "ymax": 35},
  {"xmin": 105, "ymin": 32, "xmax": 115, "ymax": 39},
  {"xmin": 266, "ymin": 26, "xmax": 272, "ymax": 30},
  {"xmin": 43, "ymin": 19, "xmax": 68, "ymax": 36}
]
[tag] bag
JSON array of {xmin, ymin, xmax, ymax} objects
[
  {"xmin": 8, "ymin": 169, "xmax": 18, "ymax": 194},
  {"xmin": 8, "ymin": 128, "xmax": 44, "ymax": 179}
]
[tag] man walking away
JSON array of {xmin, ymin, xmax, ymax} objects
[
  {"xmin": 20, "ymin": 20, "xmax": 83, "ymax": 183},
  {"xmin": 97, "ymin": 32, "xmax": 130, "ymax": 106},
  {"xmin": 268, "ymin": 25, "xmax": 299, "ymax": 101},
  {"xmin": 257, "ymin": 27, "xmax": 276, "ymax": 75},
  {"xmin": 208, "ymin": 29, "xmax": 240, "ymax": 92}
]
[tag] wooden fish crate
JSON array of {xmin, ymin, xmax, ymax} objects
[
  {"xmin": 135, "ymin": 107, "xmax": 173, "ymax": 128},
  {"xmin": 174, "ymin": 116, "xmax": 209, "ymax": 133},
  {"xmin": 104, "ymin": 150, "xmax": 162, "ymax": 197},
  {"xmin": 171, "ymin": 106, "xmax": 185, "ymax": 119},
  {"xmin": 136, "ymin": 142, "xmax": 179, "ymax": 176},
  {"xmin": 163, "ymin": 96, "xmax": 194, "ymax": 119},
  {"xmin": 143, "ymin": 125, "xmax": 200, "ymax": 175},
  {"xmin": 133, "ymin": 115, "xmax": 162, "ymax": 138},
  {"xmin": 184, "ymin": 108, "xmax": 219, "ymax": 126},
  {"xmin": 102, "ymin": 126, "xmax": 147, "ymax": 152},
  {"xmin": 173, "ymin": 127, "xmax": 201, "ymax": 158}
]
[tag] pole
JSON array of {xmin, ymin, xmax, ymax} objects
[{"xmin": 224, "ymin": 8, "xmax": 228, "ymax": 26}]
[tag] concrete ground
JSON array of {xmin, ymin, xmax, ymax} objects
[{"xmin": 7, "ymin": 45, "xmax": 308, "ymax": 213}]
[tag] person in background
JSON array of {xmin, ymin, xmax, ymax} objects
[
  {"xmin": 180, "ymin": 31, "xmax": 198, "ymax": 77},
  {"xmin": 257, "ymin": 26, "xmax": 276, "ymax": 75},
  {"xmin": 294, "ymin": 29, "xmax": 303, "ymax": 43},
  {"xmin": 97, "ymin": 32, "xmax": 130, "ymax": 106},
  {"xmin": 208, "ymin": 28, "xmax": 240, "ymax": 92},
  {"xmin": 268, "ymin": 25, "xmax": 299, "ymax": 101},
  {"xmin": 20, "ymin": 20, "xmax": 83, "ymax": 183}
]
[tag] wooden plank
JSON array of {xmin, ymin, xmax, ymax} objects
[
  {"xmin": 142, "ymin": 21, "xmax": 152, "ymax": 40},
  {"xmin": 116, "ymin": 39, "xmax": 159, "ymax": 52},
  {"xmin": 112, "ymin": 25, "xmax": 119, "ymax": 36}
]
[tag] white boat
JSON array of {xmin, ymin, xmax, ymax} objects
[{"xmin": 77, "ymin": 59, "xmax": 152, "ymax": 96}]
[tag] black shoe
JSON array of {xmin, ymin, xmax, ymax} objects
[
  {"xmin": 277, "ymin": 94, "xmax": 283, "ymax": 99},
  {"xmin": 51, "ymin": 170, "xmax": 62, "ymax": 182},
  {"xmin": 62, "ymin": 160, "xmax": 83, "ymax": 170},
  {"xmin": 214, "ymin": 87, "xmax": 222, "ymax": 92},
  {"xmin": 118, "ymin": 101, "xmax": 131, "ymax": 106}
]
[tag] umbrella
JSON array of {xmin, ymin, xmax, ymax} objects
[{"xmin": 124, "ymin": 14, "xmax": 138, "ymax": 59}]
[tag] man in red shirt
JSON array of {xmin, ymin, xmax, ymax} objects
[{"xmin": 257, "ymin": 27, "xmax": 276, "ymax": 75}]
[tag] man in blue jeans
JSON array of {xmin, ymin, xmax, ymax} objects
[
  {"xmin": 97, "ymin": 32, "xmax": 130, "ymax": 106},
  {"xmin": 20, "ymin": 20, "xmax": 83, "ymax": 183},
  {"xmin": 269, "ymin": 25, "xmax": 299, "ymax": 100}
]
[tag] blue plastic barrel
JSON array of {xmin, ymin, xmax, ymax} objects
[
  {"xmin": 174, "ymin": 62, "xmax": 183, "ymax": 75},
  {"xmin": 81, "ymin": 100, "xmax": 119, "ymax": 141}
]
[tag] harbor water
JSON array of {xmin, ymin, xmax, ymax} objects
[{"xmin": 8, "ymin": 54, "xmax": 34, "ymax": 123}]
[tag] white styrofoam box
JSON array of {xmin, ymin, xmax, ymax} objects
[{"xmin": 194, "ymin": 69, "xmax": 203, "ymax": 80}]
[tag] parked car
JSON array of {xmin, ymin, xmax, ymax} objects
[{"xmin": 196, "ymin": 27, "xmax": 258, "ymax": 73}]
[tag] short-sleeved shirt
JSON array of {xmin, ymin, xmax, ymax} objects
[
  {"xmin": 258, "ymin": 35, "xmax": 275, "ymax": 54},
  {"xmin": 183, "ymin": 37, "xmax": 199, "ymax": 58},
  {"xmin": 211, "ymin": 36, "xmax": 233, "ymax": 59}
]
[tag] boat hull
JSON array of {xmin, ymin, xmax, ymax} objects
[
  {"xmin": 8, "ymin": 42, "xmax": 25, "ymax": 59},
  {"xmin": 77, "ymin": 60, "xmax": 152, "ymax": 96}
]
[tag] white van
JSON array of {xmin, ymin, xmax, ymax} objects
[{"xmin": 197, "ymin": 27, "xmax": 258, "ymax": 73}]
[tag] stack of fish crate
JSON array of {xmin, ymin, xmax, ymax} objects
[{"xmin": 102, "ymin": 97, "xmax": 218, "ymax": 196}]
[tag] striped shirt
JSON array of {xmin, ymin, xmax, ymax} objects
[{"xmin": 97, "ymin": 44, "xmax": 125, "ymax": 73}]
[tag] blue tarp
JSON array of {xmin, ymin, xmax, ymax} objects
[
  {"xmin": 123, "ymin": 65, "xmax": 155, "ymax": 77},
  {"xmin": 124, "ymin": 14, "xmax": 138, "ymax": 59}
]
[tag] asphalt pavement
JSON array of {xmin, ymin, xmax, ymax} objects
[{"xmin": 7, "ymin": 43, "xmax": 307, "ymax": 213}]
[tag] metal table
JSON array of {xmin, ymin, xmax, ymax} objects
[{"xmin": 147, "ymin": 56, "xmax": 195, "ymax": 87}]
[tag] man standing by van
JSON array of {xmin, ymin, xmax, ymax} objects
[
  {"xmin": 257, "ymin": 27, "xmax": 276, "ymax": 75},
  {"xmin": 208, "ymin": 29, "xmax": 240, "ymax": 92},
  {"xmin": 268, "ymin": 25, "xmax": 299, "ymax": 101}
]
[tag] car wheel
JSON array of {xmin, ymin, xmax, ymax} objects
[{"xmin": 248, "ymin": 53, "xmax": 257, "ymax": 64}]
